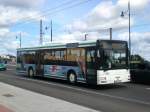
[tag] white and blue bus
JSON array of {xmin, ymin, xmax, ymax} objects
[{"xmin": 16, "ymin": 40, "xmax": 130, "ymax": 85}]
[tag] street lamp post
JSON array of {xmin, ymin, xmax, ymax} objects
[
  {"xmin": 50, "ymin": 20, "xmax": 53, "ymax": 42},
  {"xmin": 121, "ymin": 1, "xmax": 131, "ymax": 67},
  {"xmin": 19, "ymin": 32, "xmax": 22, "ymax": 48},
  {"xmin": 45, "ymin": 20, "xmax": 53, "ymax": 42}
]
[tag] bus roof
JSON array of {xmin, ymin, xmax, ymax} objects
[{"xmin": 17, "ymin": 40, "xmax": 127, "ymax": 51}]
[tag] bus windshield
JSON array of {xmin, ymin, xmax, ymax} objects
[
  {"xmin": 103, "ymin": 49, "xmax": 127, "ymax": 69},
  {"xmin": 99, "ymin": 41, "xmax": 128, "ymax": 69}
]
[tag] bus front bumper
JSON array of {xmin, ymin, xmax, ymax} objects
[{"xmin": 97, "ymin": 69, "xmax": 130, "ymax": 85}]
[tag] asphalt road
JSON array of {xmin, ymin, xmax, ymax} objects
[{"xmin": 0, "ymin": 65, "xmax": 150, "ymax": 112}]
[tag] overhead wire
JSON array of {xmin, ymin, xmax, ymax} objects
[
  {"xmin": 15, "ymin": 0, "xmax": 78, "ymax": 23},
  {"xmin": 13, "ymin": 0, "xmax": 150, "ymax": 34},
  {"xmin": 14, "ymin": 0, "xmax": 93, "ymax": 26}
]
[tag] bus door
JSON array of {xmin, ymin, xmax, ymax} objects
[
  {"xmin": 86, "ymin": 48, "xmax": 97, "ymax": 85},
  {"xmin": 35, "ymin": 51, "xmax": 44, "ymax": 76}
]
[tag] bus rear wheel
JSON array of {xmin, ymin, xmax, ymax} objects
[
  {"xmin": 68, "ymin": 72, "xmax": 77, "ymax": 84},
  {"xmin": 28, "ymin": 68, "xmax": 34, "ymax": 77}
]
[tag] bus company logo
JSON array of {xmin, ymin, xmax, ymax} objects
[{"xmin": 50, "ymin": 65, "xmax": 59, "ymax": 73}]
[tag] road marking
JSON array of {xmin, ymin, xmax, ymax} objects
[
  {"xmin": 146, "ymin": 88, "xmax": 150, "ymax": 90},
  {"xmin": 7, "ymin": 64, "xmax": 16, "ymax": 67},
  {"xmin": 15, "ymin": 76, "xmax": 150, "ymax": 106},
  {"xmin": 7, "ymin": 69, "xmax": 14, "ymax": 71}
]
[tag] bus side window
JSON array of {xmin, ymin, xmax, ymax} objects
[
  {"xmin": 97, "ymin": 50, "xmax": 102, "ymax": 65},
  {"xmin": 91, "ymin": 50, "xmax": 95, "ymax": 63},
  {"xmin": 87, "ymin": 50, "xmax": 95, "ymax": 63},
  {"xmin": 60, "ymin": 50, "xmax": 66, "ymax": 61}
]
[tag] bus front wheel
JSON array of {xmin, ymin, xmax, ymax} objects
[
  {"xmin": 28, "ymin": 68, "xmax": 34, "ymax": 77},
  {"xmin": 68, "ymin": 72, "xmax": 77, "ymax": 84}
]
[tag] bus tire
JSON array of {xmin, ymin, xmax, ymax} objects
[
  {"xmin": 28, "ymin": 68, "xmax": 34, "ymax": 77},
  {"xmin": 67, "ymin": 71, "xmax": 77, "ymax": 84}
]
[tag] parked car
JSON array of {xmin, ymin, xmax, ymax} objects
[{"xmin": 0, "ymin": 61, "xmax": 7, "ymax": 71}]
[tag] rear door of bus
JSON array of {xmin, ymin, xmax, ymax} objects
[{"xmin": 35, "ymin": 51, "xmax": 44, "ymax": 76}]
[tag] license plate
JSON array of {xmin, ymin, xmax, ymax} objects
[{"xmin": 114, "ymin": 79, "xmax": 121, "ymax": 83}]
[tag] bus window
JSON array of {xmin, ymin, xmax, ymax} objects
[
  {"xmin": 55, "ymin": 51, "xmax": 60, "ymax": 60},
  {"xmin": 60, "ymin": 50, "xmax": 66, "ymax": 61},
  {"xmin": 87, "ymin": 49, "xmax": 95, "ymax": 69},
  {"xmin": 87, "ymin": 50, "xmax": 95, "ymax": 63},
  {"xmin": 24, "ymin": 51, "xmax": 35, "ymax": 64},
  {"xmin": 67, "ymin": 49, "xmax": 80, "ymax": 62}
]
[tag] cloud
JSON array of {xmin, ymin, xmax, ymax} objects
[
  {"xmin": 66, "ymin": 1, "xmax": 128, "ymax": 32},
  {"xmin": 67, "ymin": 0, "xmax": 149, "ymax": 33},
  {"xmin": 0, "ymin": 28, "xmax": 9, "ymax": 36},
  {"xmin": 0, "ymin": 6, "xmax": 43, "ymax": 28},
  {"xmin": 0, "ymin": 0, "xmax": 46, "ymax": 56},
  {"xmin": 0, "ymin": 0, "xmax": 45, "ymax": 8},
  {"xmin": 0, "ymin": 0, "xmax": 46, "ymax": 28},
  {"xmin": 0, "ymin": 28, "xmax": 34, "ymax": 55},
  {"xmin": 117, "ymin": 0, "xmax": 149, "ymax": 10},
  {"xmin": 0, "ymin": 28, "xmax": 18, "ymax": 55},
  {"xmin": 117, "ymin": 32, "xmax": 150, "ymax": 61}
]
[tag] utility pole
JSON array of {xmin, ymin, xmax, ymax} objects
[
  {"xmin": 40, "ymin": 19, "xmax": 43, "ymax": 45},
  {"xmin": 16, "ymin": 32, "xmax": 22, "ymax": 48},
  {"xmin": 45, "ymin": 20, "xmax": 53, "ymax": 42},
  {"xmin": 128, "ymin": 1, "xmax": 131, "ymax": 56},
  {"xmin": 85, "ymin": 34, "xmax": 88, "ymax": 41},
  {"xmin": 128, "ymin": 1, "xmax": 131, "ymax": 69},
  {"xmin": 110, "ymin": 28, "xmax": 112, "ymax": 40}
]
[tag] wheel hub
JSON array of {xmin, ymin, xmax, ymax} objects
[{"xmin": 69, "ymin": 73, "xmax": 75, "ymax": 82}]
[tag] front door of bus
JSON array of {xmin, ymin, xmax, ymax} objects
[
  {"xmin": 35, "ymin": 51, "xmax": 44, "ymax": 76},
  {"xmin": 86, "ymin": 49, "xmax": 97, "ymax": 85}
]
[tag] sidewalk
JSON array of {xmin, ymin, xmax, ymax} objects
[
  {"xmin": 0, "ymin": 105, "xmax": 13, "ymax": 112},
  {"xmin": 0, "ymin": 82, "xmax": 99, "ymax": 112}
]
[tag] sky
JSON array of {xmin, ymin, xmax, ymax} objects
[{"xmin": 0, "ymin": 0, "xmax": 150, "ymax": 61}]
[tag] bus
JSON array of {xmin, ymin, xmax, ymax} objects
[{"xmin": 16, "ymin": 40, "xmax": 130, "ymax": 85}]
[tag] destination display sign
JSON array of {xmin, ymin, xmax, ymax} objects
[
  {"xmin": 66, "ymin": 43, "xmax": 79, "ymax": 48},
  {"xmin": 101, "ymin": 42, "xmax": 126, "ymax": 49}
]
